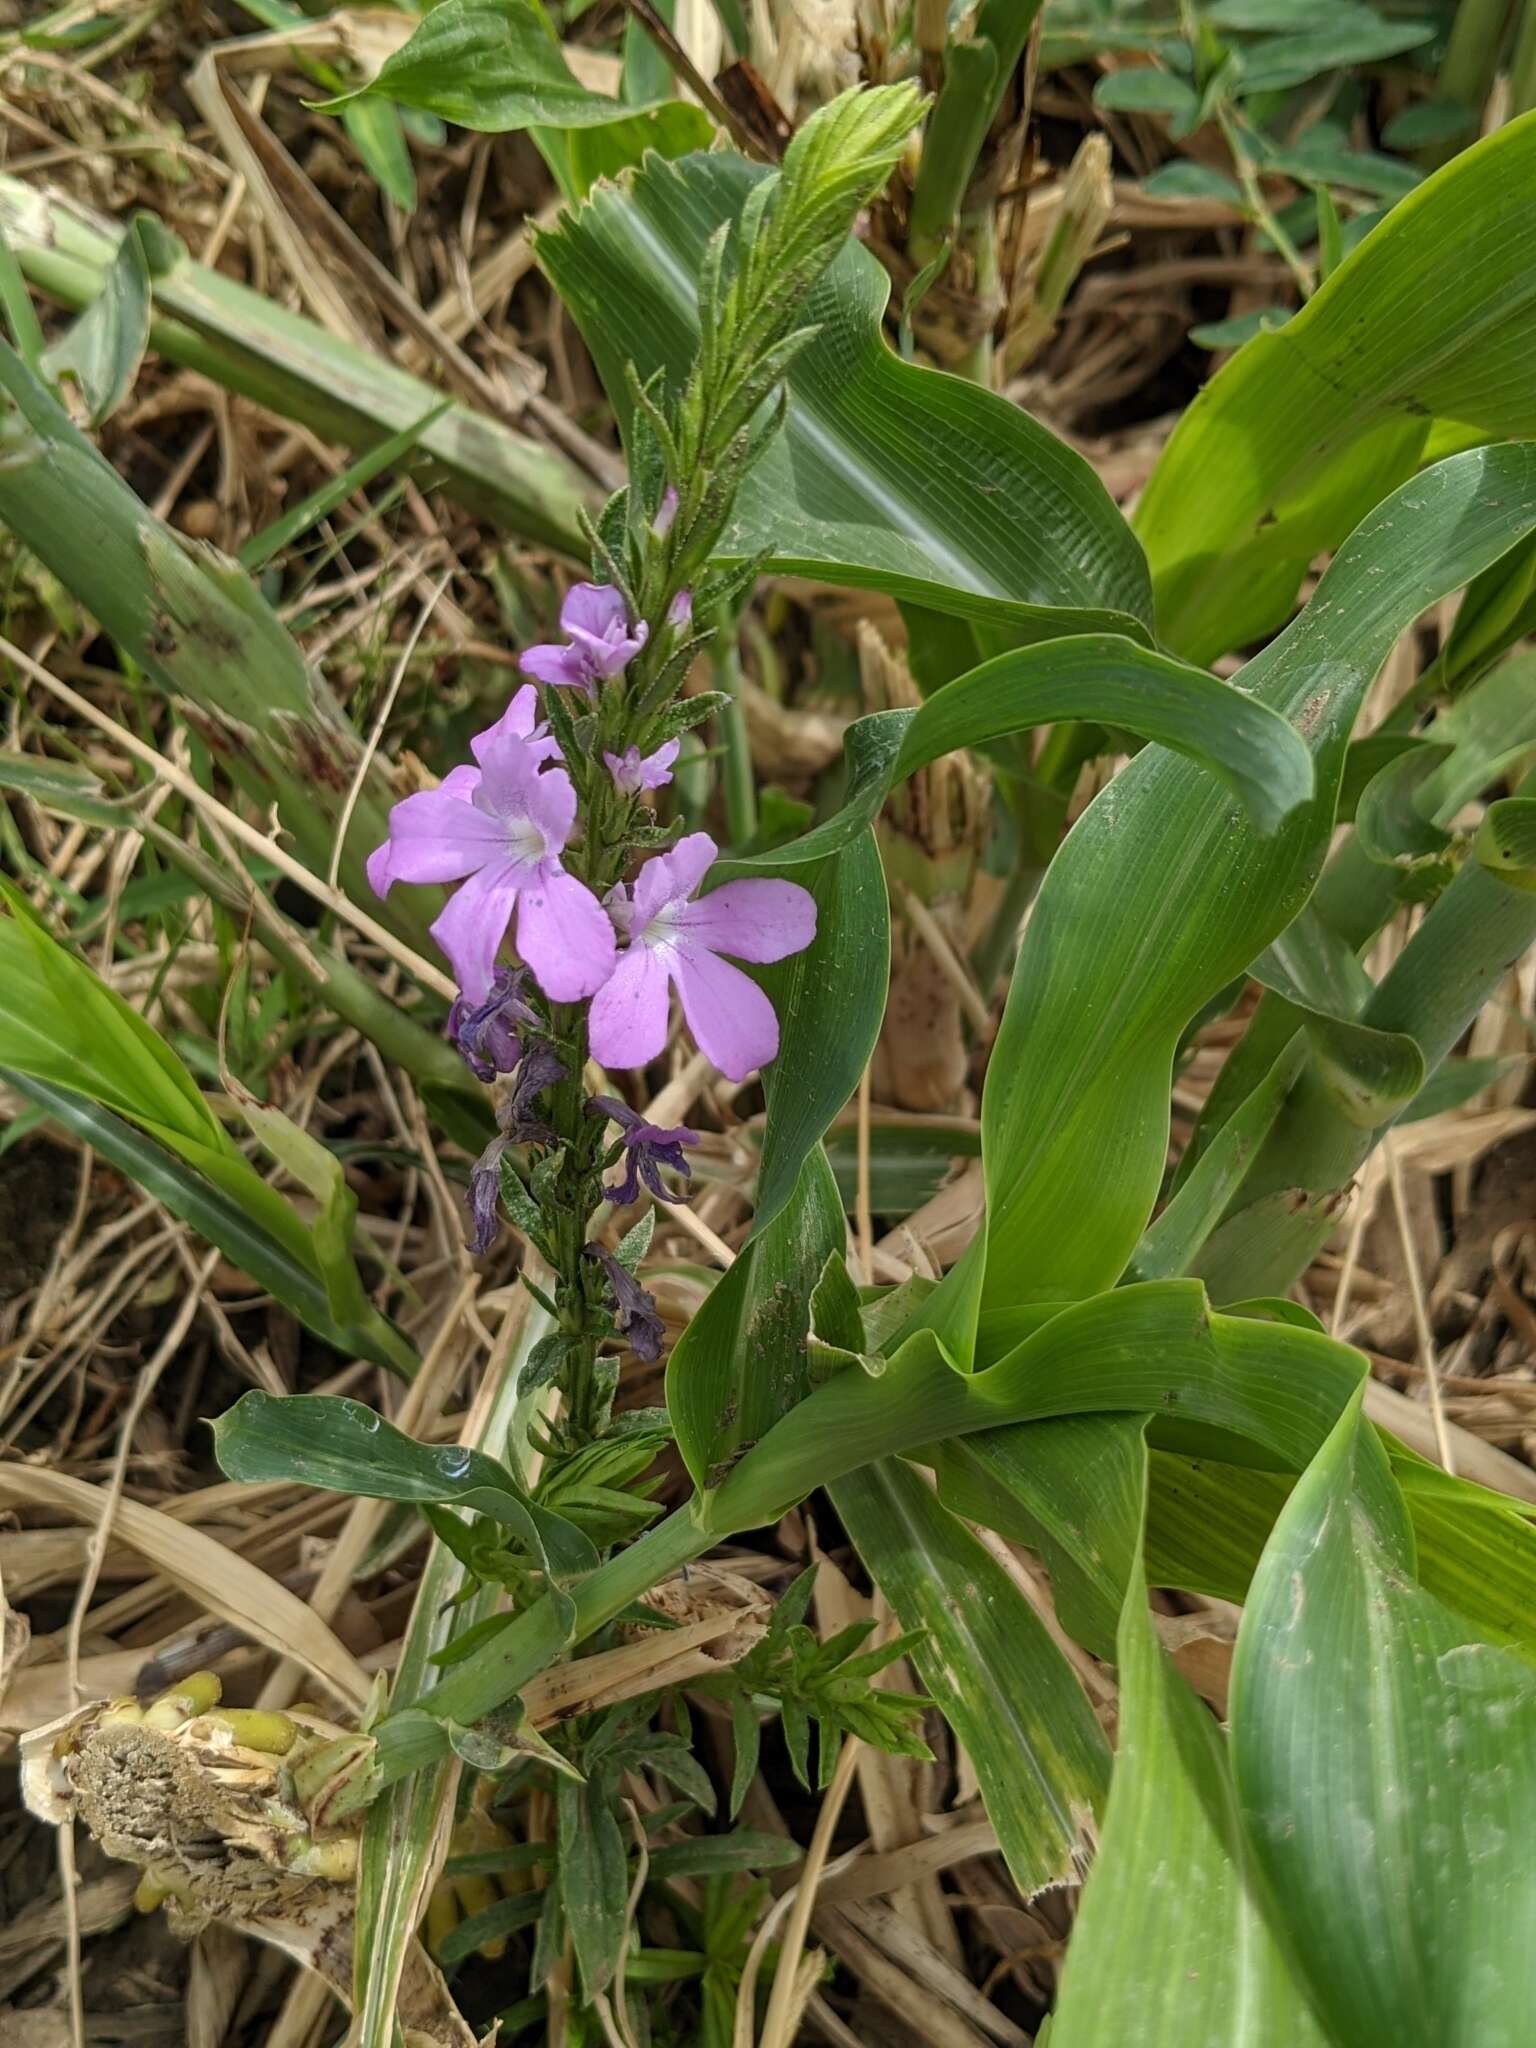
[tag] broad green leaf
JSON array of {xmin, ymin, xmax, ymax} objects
[
  {"xmin": 213, "ymin": 1391, "xmax": 596, "ymax": 1582},
  {"xmin": 665, "ymin": 1146, "xmax": 844, "ymax": 1492},
  {"xmin": 556, "ymin": 101, "xmax": 715, "ymax": 200},
  {"xmin": 0, "ymin": 884, "xmax": 218, "ymax": 1146},
  {"xmin": 1252, "ymin": 913, "xmax": 1426, "ymax": 1128},
  {"xmin": 835, "ymin": 1457, "xmax": 1110, "ymax": 1896},
  {"xmin": 0, "ymin": 890, "xmax": 375, "ymax": 1306},
  {"xmin": 6, "ymin": 1072, "xmax": 415, "ymax": 1374},
  {"xmin": 1093, "ymin": 69, "xmax": 1200, "ymax": 118},
  {"xmin": 1138, "ymin": 112, "xmax": 1536, "ymax": 661},
  {"xmin": 970, "ymin": 445, "xmax": 1536, "ymax": 1324},
  {"xmin": 322, "ymin": 0, "xmax": 671, "ymax": 131},
  {"xmin": 1234, "ymin": 16, "xmax": 1433, "ymax": 93},
  {"xmin": 1231, "ymin": 1395, "xmax": 1536, "ymax": 2046},
  {"xmin": 893, "ymin": 636, "xmax": 1313, "ymax": 834},
  {"xmin": 535, "ymin": 150, "xmax": 1154, "ymax": 638},
  {"xmin": 1051, "ymin": 1525, "xmax": 1330, "ymax": 2046}
]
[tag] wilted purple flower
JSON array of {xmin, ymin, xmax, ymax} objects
[
  {"xmin": 667, "ymin": 589, "xmax": 693, "ymax": 630},
  {"xmin": 366, "ymin": 687, "xmax": 614, "ymax": 1006},
  {"xmin": 653, "ymin": 487, "xmax": 678, "ymax": 537},
  {"xmin": 603, "ymin": 738, "xmax": 679, "ymax": 797},
  {"xmin": 587, "ymin": 1094, "xmax": 698, "ymax": 1205},
  {"xmin": 505, "ymin": 1043, "xmax": 566, "ymax": 1147},
  {"xmin": 585, "ymin": 1242, "xmax": 665, "ymax": 1362},
  {"xmin": 520, "ymin": 582, "xmax": 647, "ymax": 694},
  {"xmin": 464, "ymin": 1044, "xmax": 568, "ymax": 1252},
  {"xmin": 588, "ymin": 833, "xmax": 816, "ymax": 1082},
  {"xmin": 447, "ymin": 967, "xmax": 535, "ymax": 1081}
]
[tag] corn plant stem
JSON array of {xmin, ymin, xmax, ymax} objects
[
  {"xmin": 0, "ymin": 634, "xmax": 461, "ymax": 1002},
  {"xmin": 1426, "ymin": 0, "xmax": 1515, "ymax": 165},
  {"xmin": 1511, "ymin": 0, "xmax": 1536, "ymax": 116},
  {"xmin": 0, "ymin": 176, "xmax": 592, "ymax": 554},
  {"xmin": 393, "ymin": 1503, "xmax": 712, "ymax": 1747}
]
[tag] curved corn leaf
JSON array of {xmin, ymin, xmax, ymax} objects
[
  {"xmin": 706, "ymin": 1280, "xmax": 1368, "ymax": 1533},
  {"xmin": 835, "ymin": 1457, "xmax": 1110, "ymax": 1897},
  {"xmin": 534, "ymin": 151, "xmax": 1153, "ymax": 638},
  {"xmin": 970, "ymin": 444, "xmax": 1536, "ymax": 1326},
  {"xmin": 1231, "ymin": 1394, "xmax": 1536, "ymax": 2046},
  {"xmin": 1139, "ymin": 111, "xmax": 1536, "ymax": 660}
]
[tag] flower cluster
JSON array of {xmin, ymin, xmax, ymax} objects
[
  {"xmin": 369, "ymin": 587, "xmax": 816, "ymax": 1084},
  {"xmin": 368, "ymin": 579, "xmax": 816, "ymax": 1390}
]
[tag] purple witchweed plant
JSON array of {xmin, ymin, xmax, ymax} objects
[{"xmin": 357, "ymin": 85, "xmax": 951, "ymax": 1440}]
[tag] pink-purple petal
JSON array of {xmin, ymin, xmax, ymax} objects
[
  {"xmin": 561, "ymin": 580, "xmax": 629, "ymax": 643},
  {"xmin": 367, "ymin": 786, "xmax": 509, "ymax": 894},
  {"xmin": 673, "ymin": 877, "xmax": 817, "ymax": 964},
  {"xmin": 520, "ymin": 641, "xmax": 590, "ymax": 689},
  {"xmin": 515, "ymin": 865, "xmax": 616, "ymax": 1002},
  {"xmin": 631, "ymin": 831, "xmax": 717, "ymax": 926},
  {"xmin": 670, "ymin": 945, "xmax": 781, "ymax": 1081},
  {"xmin": 587, "ymin": 943, "xmax": 673, "ymax": 1070},
  {"xmin": 429, "ymin": 858, "xmax": 521, "ymax": 1003},
  {"xmin": 470, "ymin": 685, "xmax": 558, "ymax": 768}
]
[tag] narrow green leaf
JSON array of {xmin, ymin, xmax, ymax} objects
[
  {"xmin": 41, "ymin": 215, "xmax": 149, "ymax": 425},
  {"xmin": 836, "ymin": 1457, "xmax": 1110, "ymax": 1896}
]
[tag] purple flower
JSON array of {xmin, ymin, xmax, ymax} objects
[
  {"xmin": 667, "ymin": 589, "xmax": 693, "ymax": 630},
  {"xmin": 520, "ymin": 582, "xmax": 647, "ymax": 694},
  {"xmin": 587, "ymin": 832, "xmax": 816, "ymax": 1083},
  {"xmin": 585, "ymin": 1242, "xmax": 665, "ymax": 1362},
  {"xmin": 504, "ymin": 1043, "xmax": 566, "ymax": 1147},
  {"xmin": 587, "ymin": 1095, "xmax": 698, "ymax": 1205},
  {"xmin": 603, "ymin": 739, "xmax": 679, "ymax": 797},
  {"xmin": 447, "ymin": 967, "xmax": 535, "ymax": 1081},
  {"xmin": 464, "ymin": 1044, "xmax": 567, "ymax": 1252},
  {"xmin": 653, "ymin": 487, "xmax": 678, "ymax": 537},
  {"xmin": 365, "ymin": 687, "xmax": 615, "ymax": 1006}
]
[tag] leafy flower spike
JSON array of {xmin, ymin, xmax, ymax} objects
[
  {"xmin": 366, "ymin": 686, "xmax": 614, "ymax": 1004},
  {"xmin": 519, "ymin": 581, "xmax": 648, "ymax": 693},
  {"xmin": 589, "ymin": 832, "xmax": 816, "ymax": 1082}
]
